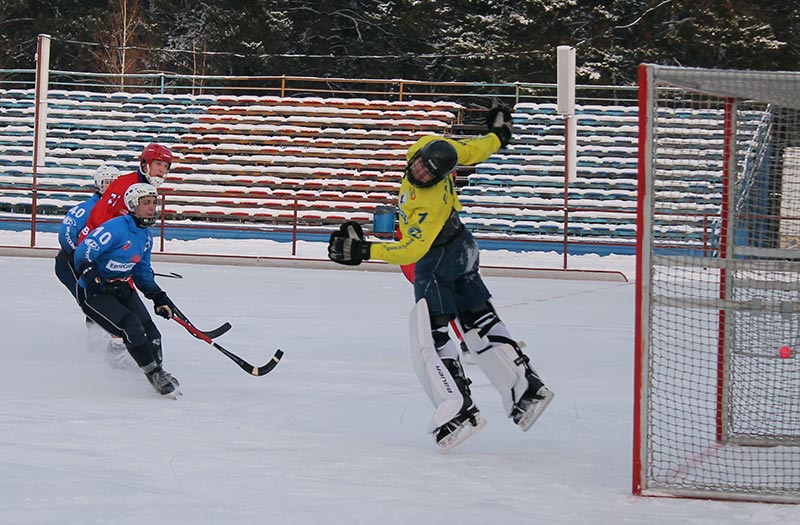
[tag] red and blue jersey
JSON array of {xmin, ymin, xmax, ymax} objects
[
  {"xmin": 79, "ymin": 170, "xmax": 147, "ymax": 243},
  {"xmin": 58, "ymin": 193, "xmax": 100, "ymax": 253}
]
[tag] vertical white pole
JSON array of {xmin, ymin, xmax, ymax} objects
[
  {"xmin": 557, "ymin": 46, "xmax": 576, "ymax": 183},
  {"xmin": 557, "ymin": 45, "xmax": 576, "ymax": 268},
  {"xmin": 31, "ymin": 33, "xmax": 51, "ymax": 247}
]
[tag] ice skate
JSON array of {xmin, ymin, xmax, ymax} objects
[
  {"xmin": 512, "ymin": 377, "xmax": 554, "ymax": 432},
  {"xmin": 433, "ymin": 403, "xmax": 486, "ymax": 452},
  {"xmin": 432, "ymin": 358, "xmax": 486, "ymax": 452},
  {"xmin": 146, "ymin": 367, "xmax": 181, "ymax": 398},
  {"xmin": 161, "ymin": 368, "xmax": 180, "ymax": 389}
]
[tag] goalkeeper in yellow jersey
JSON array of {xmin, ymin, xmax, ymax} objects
[
  {"xmin": 328, "ymin": 107, "xmax": 553, "ymax": 451},
  {"xmin": 328, "ymin": 106, "xmax": 553, "ymax": 451}
]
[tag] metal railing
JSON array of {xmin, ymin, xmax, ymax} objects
[
  {"xmin": 0, "ymin": 69, "xmax": 639, "ymax": 107},
  {"xmin": 2, "ymin": 183, "xmax": 678, "ymax": 261}
]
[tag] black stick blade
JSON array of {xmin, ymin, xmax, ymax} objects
[
  {"xmin": 154, "ymin": 271, "xmax": 183, "ymax": 279},
  {"xmin": 200, "ymin": 322, "xmax": 232, "ymax": 339},
  {"xmin": 253, "ymin": 349, "xmax": 284, "ymax": 376},
  {"xmin": 173, "ymin": 307, "xmax": 231, "ymax": 340}
]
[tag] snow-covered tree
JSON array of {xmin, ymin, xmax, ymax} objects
[{"xmin": 0, "ymin": 0, "xmax": 797, "ymax": 85}]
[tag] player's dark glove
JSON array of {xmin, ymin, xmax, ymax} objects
[
  {"xmin": 328, "ymin": 221, "xmax": 371, "ymax": 266},
  {"xmin": 150, "ymin": 291, "xmax": 176, "ymax": 319},
  {"xmin": 79, "ymin": 264, "xmax": 105, "ymax": 297},
  {"xmin": 486, "ymin": 106, "xmax": 513, "ymax": 148}
]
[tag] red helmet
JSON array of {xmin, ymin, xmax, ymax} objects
[
  {"xmin": 140, "ymin": 143, "xmax": 173, "ymax": 167},
  {"xmin": 139, "ymin": 143, "xmax": 173, "ymax": 187}
]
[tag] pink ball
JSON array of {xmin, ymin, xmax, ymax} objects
[{"xmin": 779, "ymin": 346, "xmax": 792, "ymax": 359}]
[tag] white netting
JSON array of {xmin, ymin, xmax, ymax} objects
[{"xmin": 638, "ymin": 65, "xmax": 800, "ymax": 503}]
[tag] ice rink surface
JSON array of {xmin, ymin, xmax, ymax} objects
[{"xmin": 1, "ymin": 256, "xmax": 796, "ymax": 524}]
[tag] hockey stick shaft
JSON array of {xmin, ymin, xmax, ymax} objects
[
  {"xmin": 154, "ymin": 271, "xmax": 183, "ymax": 279},
  {"xmin": 172, "ymin": 306, "xmax": 232, "ymax": 339},
  {"xmin": 173, "ymin": 316, "xmax": 283, "ymax": 376}
]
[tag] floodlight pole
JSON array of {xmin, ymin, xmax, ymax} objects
[
  {"xmin": 31, "ymin": 34, "xmax": 51, "ymax": 247},
  {"xmin": 557, "ymin": 46, "xmax": 577, "ymax": 269}
]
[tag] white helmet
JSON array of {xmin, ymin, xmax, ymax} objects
[
  {"xmin": 93, "ymin": 165, "xmax": 121, "ymax": 194},
  {"xmin": 124, "ymin": 183, "xmax": 158, "ymax": 226}
]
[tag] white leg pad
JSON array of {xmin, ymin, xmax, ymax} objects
[
  {"xmin": 409, "ymin": 299, "xmax": 465, "ymax": 433},
  {"xmin": 465, "ymin": 329, "xmax": 528, "ymax": 417},
  {"xmin": 462, "ymin": 326, "xmax": 488, "ymax": 357}
]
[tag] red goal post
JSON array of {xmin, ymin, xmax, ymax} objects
[{"xmin": 634, "ymin": 64, "xmax": 800, "ymax": 503}]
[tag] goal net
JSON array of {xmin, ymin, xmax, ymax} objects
[{"xmin": 634, "ymin": 64, "xmax": 800, "ymax": 503}]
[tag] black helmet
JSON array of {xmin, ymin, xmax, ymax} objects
[{"xmin": 405, "ymin": 140, "xmax": 458, "ymax": 188}]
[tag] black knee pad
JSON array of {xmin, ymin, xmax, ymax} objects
[
  {"xmin": 459, "ymin": 302, "xmax": 498, "ymax": 331},
  {"xmin": 430, "ymin": 315, "xmax": 452, "ymax": 330},
  {"xmin": 432, "ymin": 329, "xmax": 451, "ymax": 349}
]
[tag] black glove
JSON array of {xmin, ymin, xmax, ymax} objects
[
  {"xmin": 79, "ymin": 264, "xmax": 105, "ymax": 297},
  {"xmin": 328, "ymin": 221, "xmax": 371, "ymax": 266},
  {"xmin": 151, "ymin": 291, "xmax": 176, "ymax": 319},
  {"xmin": 486, "ymin": 106, "xmax": 513, "ymax": 148}
]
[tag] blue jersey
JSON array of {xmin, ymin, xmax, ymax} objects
[
  {"xmin": 74, "ymin": 214, "xmax": 160, "ymax": 296},
  {"xmin": 58, "ymin": 193, "xmax": 100, "ymax": 253}
]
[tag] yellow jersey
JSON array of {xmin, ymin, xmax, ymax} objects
[{"xmin": 370, "ymin": 133, "xmax": 502, "ymax": 265}]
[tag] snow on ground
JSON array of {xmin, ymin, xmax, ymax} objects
[{"xmin": 0, "ymin": 248, "xmax": 796, "ymax": 524}]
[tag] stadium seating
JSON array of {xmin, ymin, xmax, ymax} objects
[{"xmin": 0, "ymin": 88, "xmax": 764, "ymax": 247}]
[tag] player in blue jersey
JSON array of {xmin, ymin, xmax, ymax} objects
[
  {"xmin": 74, "ymin": 183, "xmax": 180, "ymax": 396},
  {"xmin": 54, "ymin": 164, "xmax": 121, "ymax": 300},
  {"xmin": 54, "ymin": 164, "xmax": 133, "ymax": 367}
]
